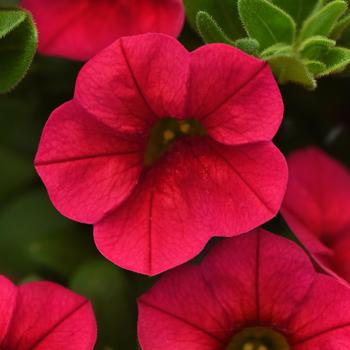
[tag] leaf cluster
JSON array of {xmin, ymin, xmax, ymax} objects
[{"xmin": 187, "ymin": 0, "xmax": 350, "ymax": 89}]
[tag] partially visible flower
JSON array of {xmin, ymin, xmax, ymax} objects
[
  {"xmin": 20, "ymin": 0, "xmax": 185, "ymax": 60},
  {"xmin": 281, "ymin": 147, "xmax": 350, "ymax": 283},
  {"xmin": 138, "ymin": 229, "xmax": 350, "ymax": 350},
  {"xmin": 0, "ymin": 275, "xmax": 96, "ymax": 349},
  {"xmin": 35, "ymin": 33, "xmax": 287, "ymax": 276}
]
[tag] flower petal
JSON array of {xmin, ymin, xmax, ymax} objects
[
  {"xmin": 35, "ymin": 100, "xmax": 143, "ymax": 224},
  {"xmin": 21, "ymin": 0, "xmax": 185, "ymax": 60},
  {"xmin": 281, "ymin": 147, "xmax": 350, "ymax": 282},
  {"xmin": 2, "ymin": 281, "xmax": 96, "ymax": 350},
  {"xmin": 0, "ymin": 276, "xmax": 17, "ymax": 343},
  {"xmin": 75, "ymin": 34, "xmax": 190, "ymax": 135},
  {"xmin": 290, "ymin": 275, "xmax": 350, "ymax": 349},
  {"xmin": 94, "ymin": 139, "xmax": 287, "ymax": 275},
  {"xmin": 138, "ymin": 265, "xmax": 228, "ymax": 350},
  {"xmin": 187, "ymin": 44, "xmax": 283, "ymax": 145},
  {"xmin": 138, "ymin": 230, "xmax": 318, "ymax": 349}
]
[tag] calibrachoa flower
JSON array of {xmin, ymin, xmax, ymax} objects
[
  {"xmin": 21, "ymin": 0, "xmax": 185, "ymax": 60},
  {"xmin": 138, "ymin": 229, "xmax": 350, "ymax": 350},
  {"xmin": 0, "ymin": 275, "xmax": 96, "ymax": 349},
  {"xmin": 281, "ymin": 147, "xmax": 350, "ymax": 283},
  {"xmin": 35, "ymin": 33, "xmax": 288, "ymax": 276}
]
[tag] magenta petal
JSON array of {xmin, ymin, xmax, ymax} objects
[
  {"xmin": 0, "ymin": 276, "xmax": 17, "ymax": 343},
  {"xmin": 138, "ymin": 265, "xmax": 228, "ymax": 350},
  {"xmin": 75, "ymin": 34, "xmax": 190, "ymax": 133},
  {"xmin": 94, "ymin": 140, "xmax": 287, "ymax": 275},
  {"xmin": 199, "ymin": 230, "xmax": 316, "ymax": 327},
  {"xmin": 187, "ymin": 44, "xmax": 283, "ymax": 145},
  {"xmin": 281, "ymin": 147, "xmax": 350, "ymax": 282},
  {"xmin": 35, "ymin": 100, "xmax": 143, "ymax": 223},
  {"xmin": 138, "ymin": 230, "xmax": 335, "ymax": 350},
  {"xmin": 289, "ymin": 275, "xmax": 350, "ymax": 349},
  {"xmin": 21, "ymin": 0, "xmax": 185, "ymax": 60},
  {"xmin": 2, "ymin": 281, "xmax": 96, "ymax": 350}
]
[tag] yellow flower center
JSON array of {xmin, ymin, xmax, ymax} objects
[
  {"xmin": 226, "ymin": 327, "xmax": 289, "ymax": 350},
  {"xmin": 144, "ymin": 117, "xmax": 206, "ymax": 166}
]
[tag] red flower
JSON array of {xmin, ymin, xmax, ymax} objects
[
  {"xmin": 281, "ymin": 147, "xmax": 350, "ymax": 284},
  {"xmin": 138, "ymin": 230, "xmax": 350, "ymax": 350},
  {"xmin": 0, "ymin": 275, "xmax": 96, "ymax": 349},
  {"xmin": 35, "ymin": 34, "xmax": 287, "ymax": 276},
  {"xmin": 20, "ymin": 0, "xmax": 185, "ymax": 60}
]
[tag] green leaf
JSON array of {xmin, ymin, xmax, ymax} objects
[
  {"xmin": 271, "ymin": 0, "xmax": 320, "ymax": 27},
  {"xmin": 331, "ymin": 12, "xmax": 350, "ymax": 39},
  {"xmin": 70, "ymin": 260, "xmax": 136, "ymax": 350},
  {"xmin": 234, "ymin": 37, "xmax": 260, "ymax": 54},
  {"xmin": 238, "ymin": 0, "xmax": 296, "ymax": 50},
  {"xmin": 267, "ymin": 55, "xmax": 316, "ymax": 88},
  {"xmin": 0, "ymin": 10, "xmax": 25, "ymax": 38},
  {"xmin": 260, "ymin": 43, "xmax": 294, "ymax": 58},
  {"xmin": 299, "ymin": 1, "xmax": 347, "ymax": 41},
  {"xmin": 0, "ymin": 9, "xmax": 37, "ymax": 93},
  {"xmin": 196, "ymin": 11, "xmax": 233, "ymax": 44},
  {"xmin": 317, "ymin": 46, "xmax": 350, "ymax": 76},
  {"xmin": 184, "ymin": 0, "xmax": 245, "ymax": 39},
  {"xmin": 304, "ymin": 59, "xmax": 327, "ymax": 74},
  {"xmin": 300, "ymin": 35, "xmax": 336, "ymax": 59}
]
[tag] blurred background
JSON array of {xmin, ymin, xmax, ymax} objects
[{"xmin": 0, "ymin": 1, "xmax": 349, "ymax": 349}]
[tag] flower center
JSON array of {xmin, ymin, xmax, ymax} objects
[
  {"xmin": 144, "ymin": 117, "xmax": 206, "ymax": 166},
  {"xmin": 226, "ymin": 327, "xmax": 290, "ymax": 350}
]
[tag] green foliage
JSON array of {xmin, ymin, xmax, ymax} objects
[
  {"xmin": 238, "ymin": 0, "xmax": 296, "ymax": 50},
  {"xmin": 271, "ymin": 0, "xmax": 320, "ymax": 26},
  {"xmin": 196, "ymin": 11, "xmax": 233, "ymax": 45},
  {"xmin": 0, "ymin": 9, "xmax": 37, "ymax": 93},
  {"xmin": 299, "ymin": 36, "xmax": 336, "ymax": 59},
  {"xmin": 195, "ymin": 11, "xmax": 259, "ymax": 54},
  {"xmin": 191, "ymin": 0, "xmax": 350, "ymax": 89},
  {"xmin": 70, "ymin": 260, "xmax": 137, "ymax": 350},
  {"xmin": 183, "ymin": 0, "xmax": 244, "ymax": 39},
  {"xmin": 234, "ymin": 37, "xmax": 260, "ymax": 54},
  {"xmin": 318, "ymin": 46, "xmax": 350, "ymax": 76},
  {"xmin": 299, "ymin": 1, "xmax": 347, "ymax": 41}
]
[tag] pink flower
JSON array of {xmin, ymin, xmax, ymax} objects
[
  {"xmin": 138, "ymin": 229, "xmax": 350, "ymax": 350},
  {"xmin": 35, "ymin": 34, "xmax": 288, "ymax": 276},
  {"xmin": 0, "ymin": 275, "xmax": 96, "ymax": 349},
  {"xmin": 281, "ymin": 147, "xmax": 350, "ymax": 284},
  {"xmin": 20, "ymin": 0, "xmax": 185, "ymax": 60}
]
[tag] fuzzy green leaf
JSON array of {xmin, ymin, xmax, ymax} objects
[
  {"xmin": 267, "ymin": 54, "xmax": 316, "ymax": 89},
  {"xmin": 299, "ymin": 1, "xmax": 347, "ymax": 41},
  {"xmin": 238, "ymin": 0, "xmax": 296, "ymax": 50},
  {"xmin": 271, "ymin": 0, "xmax": 320, "ymax": 27},
  {"xmin": 0, "ymin": 10, "xmax": 37, "ymax": 93},
  {"xmin": 184, "ymin": 0, "xmax": 244, "ymax": 39},
  {"xmin": 304, "ymin": 59, "xmax": 327, "ymax": 74},
  {"xmin": 260, "ymin": 43, "xmax": 294, "ymax": 59},
  {"xmin": 331, "ymin": 12, "xmax": 350, "ymax": 39},
  {"xmin": 234, "ymin": 37, "xmax": 260, "ymax": 54},
  {"xmin": 300, "ymin": 35, "xmax": 336, "ymax": 59},
  {"xmin": 196, "ymin": 11, "xmax": 233, "ymax": 44},
  {"xmin": 0, "ymin": 10, "xmax": 25, "ymax": 38},
  {"xmin": 317, "ymin": 46, "xmax": 350, "ymax": 76}
]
